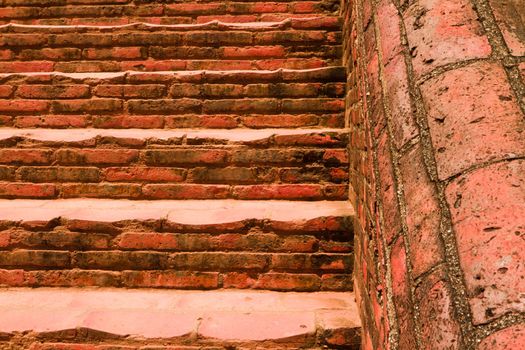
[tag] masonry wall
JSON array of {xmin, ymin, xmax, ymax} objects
[{"xmin": 342, "ymin": 0, "xmax": 525, "ymax": 349}]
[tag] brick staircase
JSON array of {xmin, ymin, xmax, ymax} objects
[{"xmin": 0, "ymin": 1, "xmax": 360, "ymax": 349}]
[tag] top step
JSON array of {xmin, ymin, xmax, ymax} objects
[{"xmin": 0, "ymin": 0, "xmax": 341, "ymax": 25}]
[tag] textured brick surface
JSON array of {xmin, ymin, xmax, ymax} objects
[
  {"xmin": 446, "ymin": 160, "xmax": 525, "ymax": 324},
  {"xmin": 421, "ymin": 61, "xmax": 525, "ymax": 180}
]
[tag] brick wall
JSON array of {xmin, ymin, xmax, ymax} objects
[{"xmin": 343, "ymin": 0, "xmax": 525, "ymax": 349}]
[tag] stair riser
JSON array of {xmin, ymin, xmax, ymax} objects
[
  {"xmin": 0, "ymin": 216, "xmax": 353, "ymax": 291},
  {"xmin": 0, "ymin": 1, "xmax": 340, "ymax": 25},
  {"xmin": 2, "ymin": 113, "xmax": 345, "ymax": 129},
  {"xmin": 0, "ymin": 29, "xmax": 342, "ymax": 72}
]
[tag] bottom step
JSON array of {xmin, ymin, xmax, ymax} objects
[{"xmin": 0, "ymin": 288, "xmax": 361, "ymax": 349}]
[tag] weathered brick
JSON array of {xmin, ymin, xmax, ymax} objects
[
  {"xmin": 0, "ymin": 183, "xmax": 56, "ymax": 198},
  {"xmin": 61, "ymin": 183, "xmax": 142, "ymax": 199},
  {"xmin": 16, "ymin": 85, "xmax": 90, "ymax": 99},
  {"xmin": 144, "ymin": 149, "xmax": 227, "ymax": 166},
  {"xmin": 55, "ymin": 149, "xmax": 139, "ymax": 165},
  {"xmin": 414, "ymin": 268, "xmax": 461, "ymax": 349},
  {"xmin": 0, "ymin": 250, "xmax": 69, "ymax": 268},
  {"xmin": 143, "ymin": 184, "xmax": 230, "ymax": 199},
  {"xmin": 122, "ymin": 271, "xmax": 219, "ymax": 289},
  {"xmin": 128, "ymin": 99, "xmax": 201, "ymax": 114},
  {"xmin": 399, "ymin": 144, "xmax": 443, "ymax": 278},
  {"xmin": 255, "ymin": 273, "xmax": 321, "ymax": 291},
  {"xmin": 52, "ymin": 99, "xmax": 122, "ymax": 113},
  {"xmin": 0, "ymin": 149, "xmax": 52, "ymax": 165},
  {"xmin": 233, "ymin": 184, "xmax": 323, "ymax": 200},
  {"xmin": 403, "ymin": 0, "xmax": 491, "ymax": 76},
  {"xmin": 17, "ymin": 166, "xmax": 101, "ymax": 182},
  {"xmin": 0, "ymin": 100, "xmax": 50, "ymax": 113},
  {"xmin": 446, "ymin": 160, "xmax": 525, "ymax": 324},
  {"xmin": 421, "ymin": 61, "xmax": 525, "ymax": 179},
  {"xmin": 488, "ymin": 0, "xmax": 525, "ymax": 56},
  {"xmin": 478, "ymin": 324, "xmax": 525, "ymax": 350},
  {"xmin": 75, "ymin": 251, "xmax": 168, "ymax": 270}
]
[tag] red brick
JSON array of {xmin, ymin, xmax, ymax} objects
[
  {"xmin": 122, "ymin": 271, "xmax": 219, "ymax": 289},
  {"xmin": 52, "ymin": 99, "xmax": 122, "ymax": 113},
  {"xmin": 488, "ymin": 0, "xmax": 525, "ymax": 56},
  {"xmin": 0, "ymin": 100, "xmax": 50, "ymax": 113},
  {"xmin": 478, "ymin": 324, "xmax": 525, "ymax": 350},
  {"xmin": 446, "ymin": 160, "xmax": 525, "ymax": 324},
  {"xmin": 390, "ymin": 237, "xmax": 418, "ymax": 350},
  {"xmin": 0, "ymin": 61, "xmax": 54, "ymax": 73},
  {"xmin": 56, "ymin": 149, "xmax": 138, "ymax": 165},
  {"xmin": 143, "ymin": 184, "xmax": 230, "ymax": 199},
  {"xmin": 222, "ymin": 272, "xmax": 257, "ymax": 289},
  {"xmin": 0, "ymin": 269, "xmax": 25, "ymax": 286},
  {"xmin": 399, "ymin": 144, "xmax": 443, "ymax": 278},
  {"xmin": 203, "ymin": 99, "xmax": 279, "ymax": 114},
  {"xmin": 0, "ymin": 183, "xmax": 56, "ymax": 198},
  {"xmin": 94, "ymin": 85, "xmax": 166, "ymax": 98},
  {"xmin": 128, "ymin": 99, "xmax": 201, "ymax": 114},
  {"xmin": 16, "ymin": 85, "xmax": 90, "ymax": 99},
  {"xmin": 414, "ymin": 268, "xmax": 461, "ymax": 349},
  {"xmin": 376, "ymin": 0, "xmax": 403, "ymax": 64},
  {"xmin": 61, "ymin": 183, "xmax": 142, "ymax": 199},
  {"xmin": 377, "ymin": 133, "xmax": 400, "ymax": 244},
  {"xmin": 18, "ymin": 166, "xmax": 101, "ymax": 183},
  {"xmin": 144, "ymin": 150, "xmax": 227, "ymax": 166},
  {"xmin": 403, "ymin": 0, "xmax": 491, "ymax": 77},
  {"xmin": 18, "ymin": 48, "xmax": 81, "ymax": 61},
  {"xmin": 0, "ymin": 250, "xmax": 69, "ymax": 268},
  {"xmin": 255, "ymin": 273, "xmax": 321, "ymax": 291},
  {"xmin": 92, "ymin": 115, "xmax": 164, "ymax": 129},
  {"xmin": 241, "ymin": 114, "xmax": 319, "ymax": 128},
  {"xmin": 83, "ymin": 47, "xmax": 144, "ymax": 60},
  {"xmin": 221, "ymin": 46, "xmax": 285, "ymax": 59},
  {"xmin": 233, "ymin": 184, "xmax": 323, "ymax": 200},
  {"xmin": 171, "ymin": 252, "xmax": 269, "ymax": 271},
  {"xmin": 165, "ymin": 3, "xmax": 226, "ymax": 15},
  {"xmin": 0, "ymin": 149, "xmax": 52, "ymax": 165},
  {"xmin": 165, "ymin": 115, "xmax": 238, "ymax": 129},
  {"xmin": 321, "ymin": 274, "xmax": 353, "ymax": 291},
  {"xmin": 384, "ymin": 54, "xmax": 418, "ymax": 148},
  {"xmin": 0, "ymin": 85, "xmax": 13, "ymax": 98},
  {"xmin": 104, "ymin": 167, "xmax": 185, "ymax": 182},
  {"xmin": 15, "ymin": 115, "xmax": 88, "ymax": 128},
  {"xmin": 117, "ymin": 232, "xmax": 181, "ymax": 250},
  {"xmin": 422, "ymin": 61, "xmax": 525, "ymax": 179},
  {"xmin": 74, "ymin": 251, "xmax": 168, "ymax": 270}
]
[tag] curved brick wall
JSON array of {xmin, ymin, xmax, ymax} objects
[{"xmin": 342, "ymin": 0, "xmax": 525, "ymax": 349}]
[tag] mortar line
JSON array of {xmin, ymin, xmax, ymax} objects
[{"xmin": 394, "ymin": 2, "xmax": 477, "ymax": 348}]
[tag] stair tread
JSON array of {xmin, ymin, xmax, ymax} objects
[
  {"xmin": 0, "ymin": 66, "xmax": 345, "ymax": 78},
  {"xmin": 0, "ymin": 17, "xmax": 341, "ymax": 31},
  {"xmin": 0, "ymin": 288, "xmax": 360, "ymax": 342},
  {"xmin": 0, "ymin": 198, "xmax": 354, "ymax": 223},
  {"xmin": 0, "ymin": 127, "xmax": 346, "ymax": 142}
]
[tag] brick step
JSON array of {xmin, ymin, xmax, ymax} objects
[
  {"xmin": 0, "ymin": 20, "xmax": 342, "ymax": 72},
  {"xmin": 0, "ymin": 288, "xmax": 361, "ymax": 349},
  {"xmin": 0, "ymin": 128, "xmax": 348, "ymax": 200},
  {"xmin": 0, "ymin": 68, "xmax": 346, "ymax": 128},
  {"xmin": 0, "ymin": 1, "xmax": 340, "ymax": 25},
  {"xmin": 0, "ymin": 199, "xmax": 354, "ymax": 290}
]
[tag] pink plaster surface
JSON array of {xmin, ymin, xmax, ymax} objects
[
  {"xmin": 0, "ymin": 199, "xmax": 354, "ymax": 223},
  {"xmin": 0, "ymin": 289, "xmax": 360, "ymax": 340},
  {"xmin": 0, "ymin": 128, "xmax": 345, "ymax": 143}
]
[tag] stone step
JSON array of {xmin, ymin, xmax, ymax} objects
[
  {"xmin": 0, "ymin": 68, "xmax": 346, "ymax": 128},
  {"xmin": 0, "ymin": 199, "xmax": 354, "ymax": 291},
  {"xmin": 0, "ymin": 128, "xmax": 348, "ymax": 200},
  {"xmin": 0, "ymin": 19, "xmax": 342, "ymax": 72},
  {"xmin": 0, "ymin": 1, "xmax": 340, "ymax": 25},
  {"xmin": 0, "ymin": 288, "xmax": 361, "ymax": 349}
]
